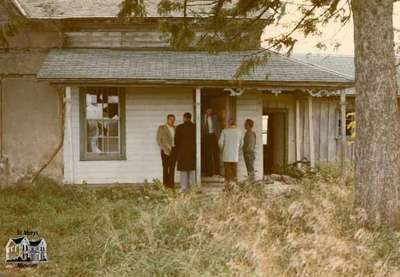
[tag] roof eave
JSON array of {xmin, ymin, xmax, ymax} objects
[
  {"xmin": 37, "ymin": 77, "xmax": 354, "ymax": 89},
  {"xmin": 10, "ymin": 0, "xmax": 272, "ymax": 21},
  {"xmin": 9, "ymin": 0, "xmax": 28, "ymax": 17},
  {"xmin": 23, "ymin": 15, "xmax": 272, "ymax": 21}
]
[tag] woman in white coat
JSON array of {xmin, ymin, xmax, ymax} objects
[{"xmin": 218, "ymin": 119, "xmax": 243, "ymax": 189}]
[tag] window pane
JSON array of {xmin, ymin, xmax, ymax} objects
[
  {"xmin": 87, "ymin": 137, "xmax": 103, "ymax": 153},
  {"xmin": 104, "ymin": 103, "xmax": 119, "ymax": 119},
  {"xmin": 104, "ymin": 137, "xmax": 119, "ymax": 153},
  {"xmin": 87, "ymin": 120, "xmax": 101, "ymax": 137},
  {"xmin": 105, "ymin": 119, "xmax": 119, "ymax": 137},
  {"xmin": 86, "ymin": 93, "xmax": 103, "ymax": 120},
  {"xmin": 87, "ymin": 120, "xmax": 104, "ymax": 153},
  {"xmin": 108, "ymin": 94, "xmax": 119, "ymax": 103},
  {"xmin": 105, "ymin": 93, "xmax": 119, "ymax": 119},
  {"xmin": 84, "ymin": 88, "xmax": 122, "ymax": 157}
]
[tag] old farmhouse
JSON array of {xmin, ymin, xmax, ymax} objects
[{"xmin": 0, "ymin": 0, "xmax": 355, "ymax": 185}]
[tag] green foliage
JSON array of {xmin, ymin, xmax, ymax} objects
[
  {"xmin": 118, "ymin": 0, "xmax": 147, "ymax": 21},
  {"xmin": 117, "ymin": 0, "xmax": 352, "ymax": 77},
  {"xmin": 233, "ymin": 52, "xmax": 270, "ymax": 79},
  {"xmin": 347, "ymin": 112, "xmax": 356, "ymax": 143}
]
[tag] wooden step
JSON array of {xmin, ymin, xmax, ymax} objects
[{"xmin": 201, "ymin": 176, "xmax": 224, "ymax": 183}]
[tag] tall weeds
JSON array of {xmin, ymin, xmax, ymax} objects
[{"xmin": 1, "ymin": 170, "xmax": 400, "ymax": 276}]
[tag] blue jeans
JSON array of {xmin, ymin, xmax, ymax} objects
[{"xmin": 180, "ymin": 171, "xmax": 196, "ymax": 192}]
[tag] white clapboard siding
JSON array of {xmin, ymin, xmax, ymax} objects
[
  {"xmin": 64, "ymin": 87, "xmax": 194, "ymax": 184},
  {"xmin": 237, "ymin": 91, "xmax": 263, "ymax": 181},
  {"xmin": 260, "ymin": 94, "xmax": 343, "ymax": 170},
  {"xmin": 300, "ymin": 98, "xmax": 343, "ymax": 164}
]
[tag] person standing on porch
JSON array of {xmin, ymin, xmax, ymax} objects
[
  {"xmin": 203, "ymin": 108, "xmax": 221, "ymax": 177},
  {"xmin": 156, "ymin": 114, "xmax": 177, "ymax": 189},
  {"xmin": 243, "ymin": 119, "xmax": 256, "ymax": 182},
  {"xmin": 218, "ymin": 119, "xmax": 243, "ymax": 191},
  {"xmin": 175, "ymin": 112, "xmax": 196, "ymax": 192}
]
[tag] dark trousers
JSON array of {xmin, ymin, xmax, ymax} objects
[
  {"xmin": 161, "ymin": 147, "xmax": 176, "ymax": 188},
  {"xmin": 224, "ymin": 162, "xmax": 237, "ymax": 183},
  {"xmin": 204, "ymin": 133, "xmax": 220, "ymax": 176},
  {"xmin": 244, "ymin": 151, "xmax": 255, "ymax": 180}
]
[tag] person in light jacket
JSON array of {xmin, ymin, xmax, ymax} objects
[
  {"xmin": 218, "ymin": 119, "xmax": 243, "ymax": 190},
  {"xmin": 156, "ymin": 114, "xmax": 176, "ymax": 189}
]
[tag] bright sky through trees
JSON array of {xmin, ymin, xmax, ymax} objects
[{"xmin": 262, "ymin": 2, "xmax": 400, "ymax": 54}]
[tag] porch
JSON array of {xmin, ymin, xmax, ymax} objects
[
  {"xmin": 36, "ymin": 49, "xmax": 353, "ymax": 185},
  {"xmin": 58, "ymin": 86, "xmax": 352, "ymax": 185}
]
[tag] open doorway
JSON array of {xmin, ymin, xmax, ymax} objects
[
  {"xmin": 201, "ymin": 89, "xmax": 236, "ymax": 178},
  {"xmin": 263, "ymin": 109, "xmax": 288, "ymax": 175}
]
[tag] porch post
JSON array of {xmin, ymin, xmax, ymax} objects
[
  {"xmin": 308, "ymin": 96, "xmax": 315, "ymax": 168},
  {"xmin": 340, "ymin": 89, "xmax": 347, "ymax": 179},
  {"xmin": 295, "ymin": 99, "xmax": 301, "ymax": 167},
  {"xmin": 195, "ymin": 87, "xmax": 202, "ymax": 185},
  {"xmin": 0, "ymin": 76, "xmax": 3, "ymax": 160},
  {"xmin": 64, "ymin": 86, "xmax": 74, "ymax": 184}
]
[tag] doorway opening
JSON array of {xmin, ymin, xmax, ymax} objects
[
  {"xmin": 263, "ymin": 108, "xmax": 288, "ymax": 175},
  {"xmin": 201, "ymin": 89, "xmax": 236, "ymax": 178}
]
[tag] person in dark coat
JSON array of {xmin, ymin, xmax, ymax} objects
[
  {"xmin": 243, "ymin": 118, "xmax": 256, "ymax": 182},
  {"xmin": 202, "ymin": 108, "xmax": 221, "ymax": 176},
  {"xmin": 175, "ymin": 112, "xmax": 196, "ymax": 192}
]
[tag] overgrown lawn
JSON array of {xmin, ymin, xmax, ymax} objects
[{"xmin": 1, "ymin": 168, "xmax": 400, "ymax": 276}]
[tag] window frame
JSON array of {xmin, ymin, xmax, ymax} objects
[{"xmin": 79, "ymin": 87, "xmax": 126, "ymax": 161}]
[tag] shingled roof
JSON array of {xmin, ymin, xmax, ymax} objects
[
  {"xmin": 13, "ymin": 0, "xmax": 270, "ymax": 19},
  {"xmin": 37, "ymin": 49, "xmax": 352, "ymax": 86},
  {"xmin": 294, "ymin": 53, "xmax": 400, "ymax": 83}
]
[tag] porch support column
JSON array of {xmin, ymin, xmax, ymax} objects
[
  {"xmin": 340, "ymin": 89, "xmax": 347, "ymax": 179},
  {"xmin": 195, "ymin": 87, "xmax": 202, "ymax": 185},
  {"xmin": 295, "ymin": 99, "xmax": 301, "ymax": 167},
  {"xmin": 64, "ymin": 86, "xmax": 74, "ymax": 184},
  {"xmin": 0, "ymin": 76, "xmax": 3, "ymax": 159},
  {"xmin": 308, "ymin": 96, "xmax": 315, "ymax": 168}
]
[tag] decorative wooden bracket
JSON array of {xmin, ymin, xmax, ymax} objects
[
  {"xmin": 270, "ymin": 89, "xmax": 282, "ymax": 96},
  {"xmin": 305, "ymin": 89, "xmax": 341, "ymax": 97},
  {"xmin": 224, "ymin": 88, "xmax": 245, "ymax": 96},
  {"xmin": 257, "ymin": 88, "xmax": 283, "ymax": 96}
]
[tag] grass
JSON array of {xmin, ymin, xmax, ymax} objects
[{"xmin": 1, "ymin": 168, "xmax": 400, "ymax": 276}]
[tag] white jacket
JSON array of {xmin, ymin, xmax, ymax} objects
[{"xmin": 218, "ymin": 127, "xmax": 243, "ymax": 163}]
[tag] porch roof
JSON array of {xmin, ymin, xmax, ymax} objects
[
  {"xmin": 37, "ymin": 49, "xmax": 352, "ymax": 88},
  {"xmin": 294, "ymin": 53, "xmax": 400, "ymax": 84}
]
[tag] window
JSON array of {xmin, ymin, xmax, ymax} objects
[
  {"xmin": 337, "ymin": 110, "xmax": 355, "ymax": 139},
  {"xmin": 262, "ymin": 115, "xmax": 269, "ymax": 145},
  {"xmin": 80, "ymin": 87, "xmax": 126, "ymax": 160}
]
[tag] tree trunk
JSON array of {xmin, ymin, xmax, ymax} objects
[{"xmin": 352, "ymin": 0, "xmax": 400, "ymax": 227}]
